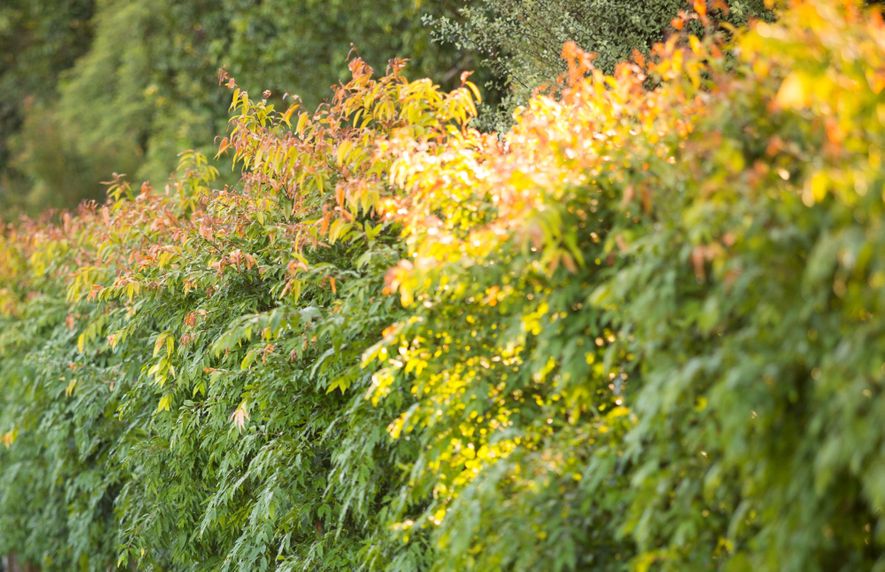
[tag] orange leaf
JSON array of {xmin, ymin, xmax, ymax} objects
[
  {"xmin": 336, "ymin": 184, "xmax": 345, "ymax": 207},
  {"xmin": 215, "ymin": 137, "xmax": 230, "ymax": 159}
]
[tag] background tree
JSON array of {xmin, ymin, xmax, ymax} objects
[
  {"xmin": 0, "ymin": 0, "xmax": 95, "ymax": 213},
  {"xmin": 0, "ymin": 0, "xmax": 475, "ymax": 217},
  {"xmin": 1, "ymin": 0, "xmax": 777, "ymax": 216},
  {"xmin": 427, "ymin": 0, "xmax": 770, "ymax": 128}
]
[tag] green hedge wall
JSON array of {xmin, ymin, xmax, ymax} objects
[{"xmin": 0, "ymin": 1, "xmax": 883, "ymax": 570}]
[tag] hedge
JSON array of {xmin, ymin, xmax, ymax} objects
[{"xmin": 1, "ymin": 1, "xmax": 883, "ymax": 570}]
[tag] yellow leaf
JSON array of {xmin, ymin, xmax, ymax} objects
[
  {"xmin": 775, "ymin": 72, "xmax": 811, "ymax": 109},
  {"xmin": 336, "ymin": 139, "xmax": 353, "ymax": 167},
  {"xmin": 153, "ymin": 332, "xmax": 171, "ymax": 358},
  {"xmin": 296, "ymin": 112, "xmax": 309, "ymax": 137},
  {"xmin": 803, "ymin": 171, "xmax": 829, "ymax": 206},
  {"xmin": 465, "ymin": 81, "xmax": 482, "ymax": 104},
  {"xmin": 431, "ymin": 507, "xmax": 447, "ymax": 525},
  {"xmin": 157, "ymin": 394, "xmax": 172, "ymax": 413},
  {"xmin": 607, "ymin": 406, "xmax": 631, "ymax": 419},
  {"xmin": 281, "ymin": 103, "xmax": 299, "ymax": 126}
]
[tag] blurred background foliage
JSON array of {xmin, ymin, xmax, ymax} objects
[
  {"xmin": 426, "ymin": 0, "xmax": 771, "ymax": 129},
  {"xmin": 0, "ymin": 0, "xmax": 96, "ymax": 213},
  {"xmin": 0, "ymin": 0, "xmax": 776, "ymax": 218},
  {"xmin": 0, "ymin": 0, "xmax": 476, "ymax": 217}
]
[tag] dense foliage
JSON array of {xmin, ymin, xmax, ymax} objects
[
  {"xmin": 0, "ymin": 0, "xmax": 475, "ymax": 216},
  {"xmin": 0, "ymin": 0, "xmax": 771, "ymax": 215},
  {"xmin": 426, "ymin": 0, "xmax": 769, "ymax": 128},
  {"xmin": 0, "ymin": 0, "xmax": 95, "ymax": 212},
  {"xmin": 1, "ymin": 1, "xmax": 883, "ymax": 570}
]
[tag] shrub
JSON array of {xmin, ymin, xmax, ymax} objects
[
  {"xmin": 0, "ymin": 1, "xmax": 882, "ymax": 570},
  {"xmin": 1, "ymin": 0, "xmax": 478, "ymax": 215},
  {"xmin": 427, "ymin": 0, "xmax": 769, "ymax": 129}
]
